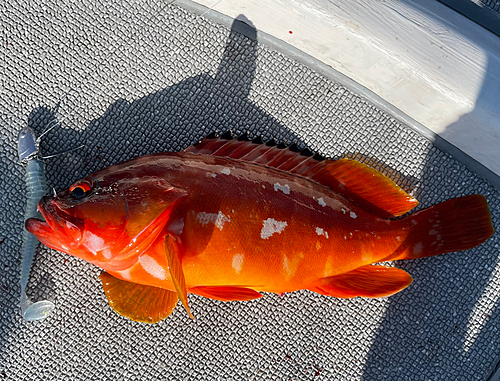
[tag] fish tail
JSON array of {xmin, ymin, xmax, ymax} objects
[{"xmin": 390, "ymin": 195, "xmax": 494, "ymax": 261}]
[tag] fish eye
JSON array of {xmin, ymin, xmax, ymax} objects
[{"xmin": 69, "ymin": 180, "xmax": 94, "ymax": 200}]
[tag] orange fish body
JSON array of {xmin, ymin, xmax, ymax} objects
[
  {"xmin": 26, "ymin": 136, "xmax": 494, "ymax": 323},
  {"xmin": 110, "ymin": 153, "xmax": 411, "ymax": 292}
]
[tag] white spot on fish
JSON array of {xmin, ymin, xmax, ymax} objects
[
  {"xmin": 232, "ymin": 254, "xmax": 244, "ymax": 274},
  {"xmin": 221, "ymin": 168, "xmax": 231, "ymax": 175},
  {"xmin": 102, "ymin": 249, "xmax": 113, "ymax": 259},
  {"xmin": 214, "ymin": 212, "xmax": 230, "ymax": 230},
  {"xmin": 211, "ymin": 173, "xmax": 217, "ymax": 178},
  {"xmin": 396, "ymin": 236, "xmax": 401, "ymax": 242},
  {"xmin": 274, "ymin": 182, "xmax": 290, "ymax": 195},
  {"xmin": 197, "ymin": 212, "xmax": 215, "ymax": 225},
  {"xmin": 197, "ymin": 211, "xmax": 231, "ymax": 230},
  {"xmin": 118, "ymin": 268, "xmax": 132, "ymax": 281},
  {"xmin": 315, "ymin": 227, "xmax": 329, "ymax": 238},
  {"xmin": 323, "ymin": 256, "xmax": 334, "ymax": 277},
  {"xmin": 413, "ymin": 242, "xmax": 423, "ymax": 255},
  {"xmin": 350, "ymin": 212, "xmax": 357, "ymax": 219},
  {"xmin": 283, "ymin": 256, "xmax": 291, "ymax": 275},
  {"xmin": 85, "ymin": 231, "xmax": 105, "ymax": 255},
  {"xmin": 282, "ymin": 253, "xmax": 303, "ymax": 280},
  {"xmin": 261, "ymin": 218, "xmax": 288, "ymax": 239},
  {"xmin": 361, "ymin": 249, "xmax": 372, "ymax": 263},
  {"xmin": 262, "ymin": 185, "xmax": 266, "ymax": 189},
  {"xmin": 341, "ymin": 208, "xmax": 346, "ymax": 214},
  {"xmin": 318, "ymin": 198, "xmax": 326, "ymax": 207},
  {"xmin": 139, "ymin": 255, "xmax": 166, "ymax": 280}
]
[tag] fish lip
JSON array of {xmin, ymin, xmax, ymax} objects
[
  {"xmin": 25, "ymin": 216, "xmax": 53, "ymax": 236},
  {"xmin": 35, "ymin": 196, "xmax": 85, "ymax": 243}
]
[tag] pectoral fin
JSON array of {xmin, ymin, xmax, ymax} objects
[
  {"xmin": 309, "ymin": 265, "xmax": 413, "ymax": 298},
  {"xmin": 164, "ymin": 234, "xmax": 194, "ymax": 319},
  {"xmin": 190, "ymin": 286, "xmax": 263, "ymax": 301},
  {"xmin": 99, "ymin": 272, "xmax": 178, "ymax": 323}
]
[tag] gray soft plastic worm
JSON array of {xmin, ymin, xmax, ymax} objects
[{"xmin": 18, "ymin": 126, "xmax": 55, "ymax": 321}]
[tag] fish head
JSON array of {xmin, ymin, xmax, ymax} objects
[{"xmin": 26, "ymin": 171, "xmax": 187, "ymax": 271}]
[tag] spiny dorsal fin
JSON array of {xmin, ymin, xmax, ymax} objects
[
  {"xmin": 100, "ymin": 272, "xmax": 178, "ymax": 323},
  {"xmin": 184, "ymin": 134, "xmax": 418, "ymax": 218}
]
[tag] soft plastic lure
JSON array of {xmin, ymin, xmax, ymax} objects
[{"xmin": 18, "ymin": 125, "xmax": 55, "ymax": 321}]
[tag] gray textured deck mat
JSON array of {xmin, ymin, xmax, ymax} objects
[{"xmin": 1, "ymin": 1, "xmax": 500, "ymax": 380}]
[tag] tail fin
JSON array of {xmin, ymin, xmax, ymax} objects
[{"xmin": 391, "ymin": 195, "xmax": 494, "ymax": 261}]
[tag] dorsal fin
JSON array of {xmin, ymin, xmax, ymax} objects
[
  {"xmin": 184, "ymin": 134, "xmax": 418, "ymax": 218},
  {"xmin": 306, "ymin": 159, "xmax": 419, "ymax": 218}
]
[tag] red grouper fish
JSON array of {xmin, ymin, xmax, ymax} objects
[{"xmin": 26, "ymin": 135, "xmax": 494, "ymax": 323}]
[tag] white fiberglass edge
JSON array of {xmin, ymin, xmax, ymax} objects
[{"xmin": 188, "ymin": 0, "xmax": 500, "ymax": 179}]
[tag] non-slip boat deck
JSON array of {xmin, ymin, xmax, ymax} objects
[{"xmin": 1, "ymin": 2, "xmax": 500, "ymax": 380}]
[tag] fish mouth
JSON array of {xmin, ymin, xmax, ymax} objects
[{"xmin": 25, "ymin": 196, "xmax": 84, "ymax": 247}]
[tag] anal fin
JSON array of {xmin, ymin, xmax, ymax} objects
[
  {"xmin": 164, "ymin": 234, "xmax": 194, "ymax": 319},
  {"xmin": 309, "ymin": 265, "xmax": 413, "ymax": 299},
  {"xmin": 99, "ymin": 272, "xmax": 178, "ymax": 324},
  {"xmin": 190, "ymin": 286, "xmax": 263, "ymax": 301}
]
